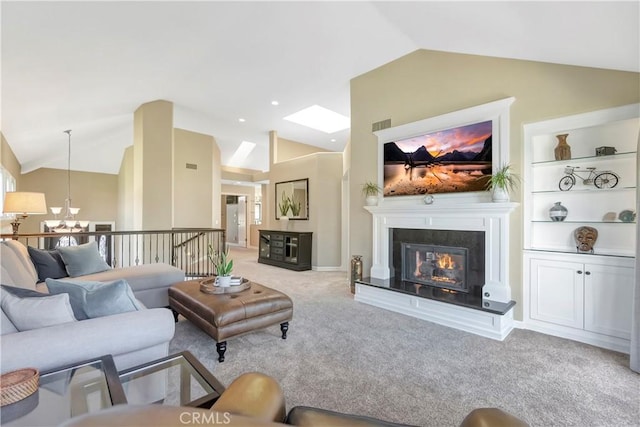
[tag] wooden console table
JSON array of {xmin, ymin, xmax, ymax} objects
[{"xmin": 258, "ymin": 230, "xmax": 312, "ymax": 271}]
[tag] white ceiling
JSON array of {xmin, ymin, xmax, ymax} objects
[{"xmin": 2, "ymin": 1, "xmax": 638, "ymax": 176}]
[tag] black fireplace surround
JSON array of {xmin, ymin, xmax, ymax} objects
[{"xmin": 357, "ymin": 228, "xmax": 514, "ymax": 315}]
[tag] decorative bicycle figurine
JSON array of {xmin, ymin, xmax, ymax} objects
[{"xmin": 559, "ymin": 166, "xmax": 619, "ymax": 191}]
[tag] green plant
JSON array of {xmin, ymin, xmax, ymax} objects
[
  {"xmin": 278, "ymin": 192, "xmax": 291, "ymax": 216},
  {"xmin": 208, "ymin": 245, "xmax": 233, "ymax": 276},
  {"xmin": 362, "ymin": 181, "xmax": 382, "ymax": 197},
  {"xmin": 486, "ymin": 163, "xmax": 521, "ymax": 193},
  {"xmin": 289, "ymin": 197, "xmax": 302, "ymax": 216}
]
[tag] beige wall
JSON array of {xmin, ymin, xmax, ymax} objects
[
  {"xmin": 270, "ymin": 152, "xmax": 343, "ymax": 268},
  {"xmin": 273, "ymin": 134, "xmax": 329, "ymax": 164},
  {"xmin": 1, "ymin": 133, "xmax": 21, "ymax": 183},
  {"xmin": 349, "ymin": 49, "xmax": 640, "ymax": 320},
  {"xmin": 118, "ymin": 146, "xmax": 134, "ymax": 230},
  {"xmin": 133, "ymin": 100, "xmax": 173, "ymax": 230},
  {"xmin": 19, "ymin": 168, "xmax": 118, "ymax": 234},
  {"xmin": 174, "ymin": 128, "xmax": 214, "ymax": 228},
  {"xmin": 1, "ymin": 134, "xmax": 23, "ymax": 234}
]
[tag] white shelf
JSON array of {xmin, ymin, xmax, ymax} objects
[
  {"xmin": 524, "ymin": 104, "xmax": 638, "ymax": 258},
  {"xmin": 531, "ymin": 151, "xmax": 636, "ymax": 166},
  {"xmin": 531, "ymin": 186, "xmax": 635, "ymax": 195}
]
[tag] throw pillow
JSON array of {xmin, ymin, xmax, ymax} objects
[
  {"xmin": 45, "ymin": 278, "xmax": 144, "ymax": 320},
  {"xmin": 1, "ymin": 284, "xmax": 49, "ymax": 298},
  {"xmin": 0, "ymin": 288, "xmax": 77, "ymax": 331},
  {"xmin": 27, "ymin": 246, "xmax": 68, "ymax": 282},
  {"xmin": 57, "ymin": 241, "xmax": 111, "ymax": 277}
]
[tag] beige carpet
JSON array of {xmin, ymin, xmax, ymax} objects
[{"xmin": 170, "ymin": 247, "xmax": 640, "ymax": 427}]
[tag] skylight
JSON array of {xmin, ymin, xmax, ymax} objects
[
  {"xmin": 283, "ymin": 105, "xmax": 350, "ymax": 133},
  {"xmin": 228, "ymin": 141, "xmax": 256, "ymax": 166}
]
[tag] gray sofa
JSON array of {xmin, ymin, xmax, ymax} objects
[{"xmin": 0, "ymin": 239, "xmax": 184, "ymax": 373}]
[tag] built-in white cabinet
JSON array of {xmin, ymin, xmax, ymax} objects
[
  {"xmin": 523, "ymin": 104, "xmax": 638, "ymax": 353},
  {"xmin": 525, "ymin": 253, "xmax": 634, "ymax": 352},
  {"xmin": 583, "ymin": 263, "xmax": 635, "ymax": 340},
  {"xmin": 529, "ymin": 258, "xmax": 584, "ymax": 329}
]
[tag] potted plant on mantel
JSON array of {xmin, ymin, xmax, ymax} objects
[
  {"xmin": 362, "ymin": 181, "xmax": 382, "ymax": 206},
  {"xmin": 486, "ymin": 163, "xmax": 520, "ymax": 202},
  {"xmin": 208, "ymin": 246, "xmax": 233, "ymax": 287}
]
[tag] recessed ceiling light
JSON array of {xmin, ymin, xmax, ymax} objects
[
  {"xmin": 271, "ymin": 101, "xmax": 279, "ymax": 106},
  {"xmin": 238, "ymin": 118, "xmax": 246, "ymax": 122},
  {"xmin": 228, "ymin": 141, "xmax": 256, "ymax": 166},
  {"xmin": 284, "ymin": 105, "xmax": 350, "ymax": 134},
  {"xmin": 330, "ymin": 138, "xmax": 336, "ymax": 142}
]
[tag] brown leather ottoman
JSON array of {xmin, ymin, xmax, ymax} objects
[{"xmin": 168, "ymin": 281, "xmax": 293, "ymax": 362}]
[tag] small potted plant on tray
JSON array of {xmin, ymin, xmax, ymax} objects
[{"xmin": 208, "ymin": 245, "xmax": 233, "ymax": 287}]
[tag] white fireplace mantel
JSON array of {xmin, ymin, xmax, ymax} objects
[
  {"xmin": 358, "ymin": 202, "xmax": 519, "ymax": 341},
  {"xmin": 364, "ymin": 202, "xmax": 518, "ymax": 299}
]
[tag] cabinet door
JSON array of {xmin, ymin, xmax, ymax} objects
[
  {"xmin": 259, "ymin": 232, "xmax": 270, "ymax": 259},
  {"xmin": 530, "ymin": 259, "xmax": 584, "ymax": 328},
  {"xmin": 584, "ymin": 264, "xmax": 634, "ymax": 339}
]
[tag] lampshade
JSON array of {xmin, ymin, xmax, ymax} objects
[{"xmin": 3, "ymin": 192, "xmax": 47, "ymax": 215}]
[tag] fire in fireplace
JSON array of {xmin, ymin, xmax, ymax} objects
[{"xmin": 401, "ymin": 243, "xmax": 468, "ymax": 292}]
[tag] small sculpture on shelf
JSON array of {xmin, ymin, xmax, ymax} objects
[
  {"xmin": 549, "ymin": 202, "xmax": 568, "ymax": 222},
  {"xmin": 559, "ymin": 166, "xmax": 619, "ymax": 191},
  {"xmin": 554, "ymin": 133, "xmax": 571, "ymax": 160},
  {"xmin": 618, "ymin": 210, "xmax": 636, "ymax": 223},
  {"xmin": 574, "ymin": 226, "xmax": 598, "ymax": 254}
]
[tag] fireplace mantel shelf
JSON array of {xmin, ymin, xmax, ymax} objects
[{"xmin": 364, "ymin": 202, "xmax": 519, "ymax": 215}]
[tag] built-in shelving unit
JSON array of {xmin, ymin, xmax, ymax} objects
[{"xmin": 522, "ymin": 104, "xmax": 638, "ymax": 353}]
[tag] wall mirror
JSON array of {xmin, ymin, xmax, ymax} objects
[{"xmin": 275, "ymin": 178, "xmax": 309, "ymax": 220}]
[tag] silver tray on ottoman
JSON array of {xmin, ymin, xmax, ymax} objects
[{"xmin": 199, "ymin": 277, "xmax": 251, "ymax": 294}]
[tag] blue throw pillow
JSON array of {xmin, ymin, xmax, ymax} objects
[
  {"xmin": 57, "ymin": 241, "xmax": 111, "ymax": 277},
  {"xmin": 1, "ymin": 284, "xmax": 48, "ymax": 298},
  {"xmin": 27, "ymin": 246, "xmax": 69, "ymax": 282},
  {"xmin": 45, "ymin": 278, "xmax": 144, "ymax": 320}
]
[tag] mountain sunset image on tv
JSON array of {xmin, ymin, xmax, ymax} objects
[{"xmin": 383, "ymin": 120, "xmax": 492, "ymax": 197}]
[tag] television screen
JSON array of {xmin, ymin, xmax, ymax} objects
[{"xmin": 383, "ymin": 120, "xmax": 492, "ymax": 197}]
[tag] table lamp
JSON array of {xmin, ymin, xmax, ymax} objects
[{"xmin": 3, "ymin": 192, "xmax": 47, "ymax": 237}]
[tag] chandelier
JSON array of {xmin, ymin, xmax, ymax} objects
[{"xmin": 44, "ymin": 130, "xmax": 89, "ymax": 233}]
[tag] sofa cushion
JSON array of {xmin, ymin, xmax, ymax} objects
[
  {"xmin": 78, "ymin": 263, "xmax": 185, "ymax": 293},
  {"xmin": 27, "ymin": 246, "xmax": 68, "ymax": 282},
  {"xmin": 46, "ymin": 278, "xmax": 144, "ymax": 320},
  {"xmin": 57, "ymin": 241, "xmax": 111, "ymax": 277},
  {"xmin": 0, "ymin": 288, "xmax": 76, "ymax": 331},
  {"xmin": 1, "ymin": 308, "xmax": 18, "ymax": 335},
  {"xmin": 0, "ymin": 242, "xmax": 38, "ymax": 288}
]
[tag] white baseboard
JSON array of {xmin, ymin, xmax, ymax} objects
[{"xmin": 312, "ymin": 266, "xmax": 345, "ymax": 272}]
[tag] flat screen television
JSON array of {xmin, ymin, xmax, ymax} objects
[{"xmin": 383, "ymin": 120, "xmax": 492, "ymax": 197}]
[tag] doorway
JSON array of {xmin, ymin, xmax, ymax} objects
[{"xmin": 222, "ymin": 195, "xmax": 247, "ymax": 247}]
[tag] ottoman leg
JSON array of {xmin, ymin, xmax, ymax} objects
[
  {"xmin": 170, "ymin": 308, "xmax": 180, "ymax": 323},
  {"xmin": 216, "ymin": 341, "xmax": 227, "ymax": 362},
  {"xmin": 280, "ymin": 322, "xmax": 289, "ymax": 339}
]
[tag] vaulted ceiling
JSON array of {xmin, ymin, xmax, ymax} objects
[{"xmin": 2, "ymin": 1, "xmax": 638, "ymax": 175}]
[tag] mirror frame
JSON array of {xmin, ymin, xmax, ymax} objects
[{"xmin": 275, "ymin": 178, "xmax": 309, "ymax": 220}]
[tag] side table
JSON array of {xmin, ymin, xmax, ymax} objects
[
  {"xmin": 118, "ymin": 351, "xmax": 225, "ymax": 408},
  {"xmin": 2, "ymin": 355, "xmax": 125, "ymax": 426}
]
